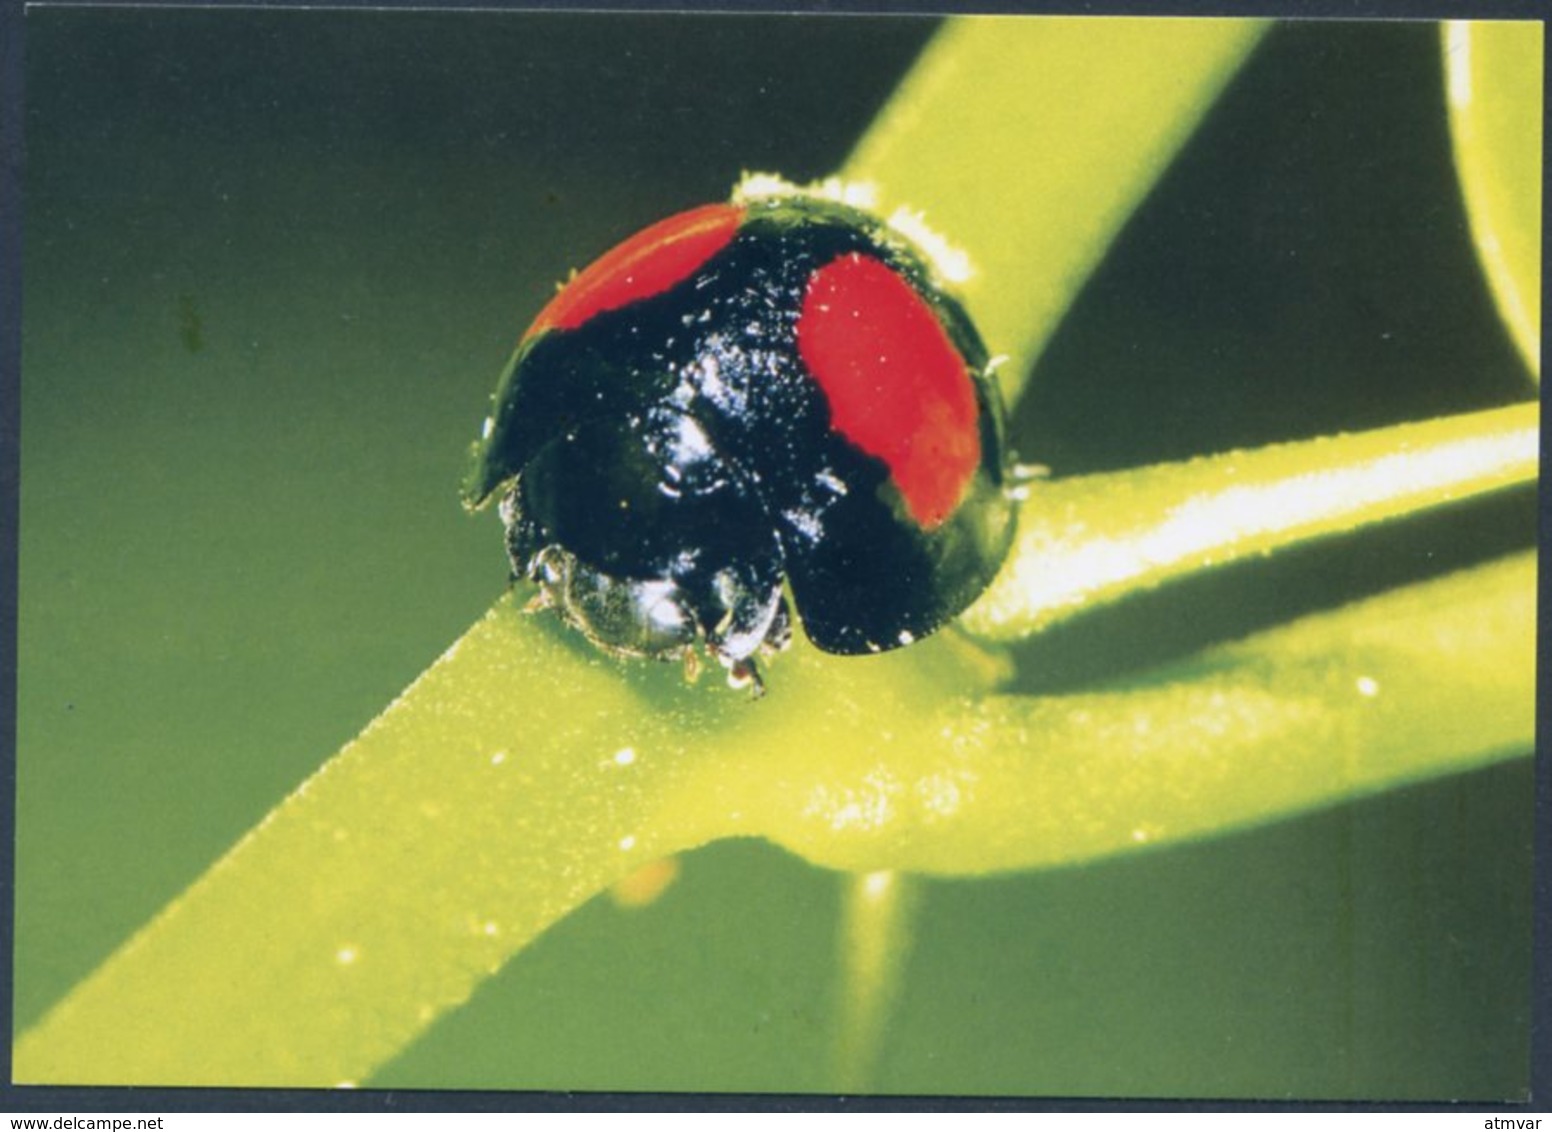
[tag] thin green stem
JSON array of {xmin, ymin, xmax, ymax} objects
[
  {"xmin": 833, "ymin": 871, "xmax": 920, "ymax": 1092},
  {"xmin": 1443, "ymin": 21, "xmax": 1543, "ymax": 378},
  {"xmin": 926, "ymin": 552, "xmax": 1535, "ymax": 875},
  {"xmin": 963, "ymin": 402, "xmax": 1538, "ymax": 640}
]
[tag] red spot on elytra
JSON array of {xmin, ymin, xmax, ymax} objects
[
  {"xmin": 797, "ymin": 253, "xmax": 981, "ymax": 528},
  {"xmin": 525, "ymin": 203, "xmax": 744, "ymax": 340}
]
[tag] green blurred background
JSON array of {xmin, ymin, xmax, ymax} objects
[{"xmin": 17, "ymin": 11, "xmax": 1534, "ymax": 1098}]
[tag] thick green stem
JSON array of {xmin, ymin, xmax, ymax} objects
[
  {"xmin": 12, "ymin": 606, "xmax": 709, "ymax": 1085},
  {"xmin": 16, "ymin": 546, "xmax": 1532, "ymax": 1084},
  {"xmin": 12, "ymin": 605, "xmax": 998, "ymax": 1086},
  {"xmin": 844, "ymin": 17, "xmax": 1269, "ymax": 400}
]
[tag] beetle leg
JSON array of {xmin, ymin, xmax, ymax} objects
[
  {"xmin": 760, "ymin": 595, "xmax": 793, "ymax": 656},
  {"xmin": 724, "ymin": 657, "xmax": 766, "ymax": 698}
]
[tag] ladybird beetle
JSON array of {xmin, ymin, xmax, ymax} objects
[{"xmin": 464, "ymin": 186, "xmax": 1016, "ymax": 692}]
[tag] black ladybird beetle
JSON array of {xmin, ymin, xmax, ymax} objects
[{"xmin": 463, "ymin": 184, "xmax": 1016, "ymax": 692}]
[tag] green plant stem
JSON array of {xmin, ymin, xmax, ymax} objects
[
  {"xmin": 843, "ymin": 16, "xmax": 1269, "ymax": 401},
  {"xmin": 963, "ymin": 401, "xmax": 1538, "ymax": 640},
  {"xmin": 833, "ymin": 871, "xmax": 920, "ymax": 1092},
  {"xmin": 16, "ymin": 546, "xmax": 1532, "ymax": 1085},
  {"xmin": 1443, "ymin": 21, "xmax": 1543, "ymax": 377},
  {"xmin": 11, "ymin": 607, "xmax": 999, "ymax": 1087},
  {"xmin": 16, "ymin": 397, "xmax": 1533, "ymax": 1085},
  {"xmin": 12, "ymin": 607, "xmax": 705, "ymax": 1086},
  {"xmin": 926, "ymin": 552, "xmax": 1535, "ymax": 875}
]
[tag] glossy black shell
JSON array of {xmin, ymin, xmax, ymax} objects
[{"xmin": 465, "ymin": 194, "xmax": 1016, "ymax": 658}]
